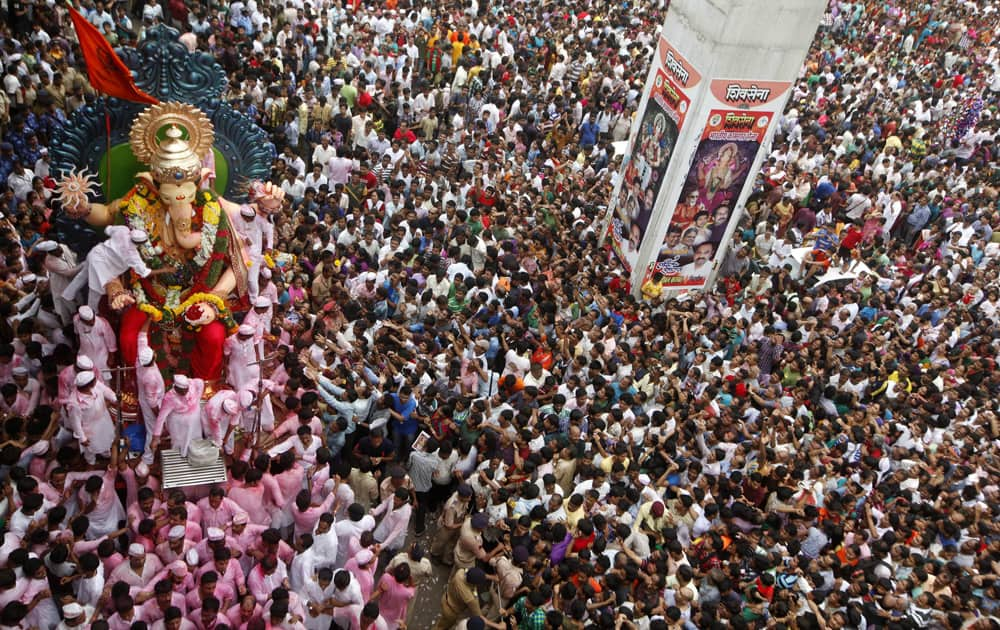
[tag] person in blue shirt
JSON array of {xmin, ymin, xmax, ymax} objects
[
  {"xmin": 388, "ymin": 386, "xmax": 420, "ymax": 459},
  {"xmin": 579, "ymin": 117, "xmax": 599, "ymax": 150}
]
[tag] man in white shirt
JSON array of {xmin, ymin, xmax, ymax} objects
[
  {"xmin": 680, "ymin": 242, "xmax": 715, "ymax": 280},
  {"xmin": 304, "ymin": 164, "xmax": 328, "ymax": 191},
  {"xmin": 8, "ymin": 160, "xmax": 34, "ymax": 201},
  {"xmin": 311, "ymin": 136, "xmax": 337, "ymax": 170}
]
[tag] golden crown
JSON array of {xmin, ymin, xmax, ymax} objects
[{"xmin": 129, "ymin": 102, "xmax": 215, "ymax": 185}]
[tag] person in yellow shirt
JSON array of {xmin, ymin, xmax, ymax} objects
[
  {"xmin": 450, "ymin": 39, "xmax": 465, "ymax": 67},
  {"xmin": 641, "ymin": 272, "xmax": 666, "ymax": 301},
  {"xmin": 565, "ymin": 493, "xmax": 586, "ymax": 530}
]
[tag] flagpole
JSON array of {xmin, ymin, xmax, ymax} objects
[{"xmin": 104, "ymin": 102, "xmax": 112, "ymax": 203}]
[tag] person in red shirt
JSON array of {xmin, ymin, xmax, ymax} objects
[
  {"xmin": 393, "ymin": 122, "xmax": 416, "ymax": 145},
  {"xmin": 802, "ymin": 248, "xmax": 831, "ymax": 283},
  {"xmin": 358, "ymin": 162, "xmax": 378, "ymax": 190},
  {"xmin": 838, "ymin": 223, "xmax": 863, "ymax": 259}
]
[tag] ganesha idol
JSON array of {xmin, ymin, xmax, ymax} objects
[{"xmin": 57, "ymin": 102, "xmax": 283, "ymax": 383}]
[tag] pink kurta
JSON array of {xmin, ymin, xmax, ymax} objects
[
  {"xmin": 374, "ymin": 573, "xmax": 415, "ymax": 630},
  {"xmin": 201, "ymin": 390, "xmax": 240, "ymax": 453},
  {"xmin": 228, "ymin": 484, "xmax": 271, "ymax": 526},
  {"xmin": 223, "ymin": 334, "xmax": 260, "ymax": 392},
  {"xmin": 154, "ymin": 379, "xmax": 206, "ymax": 456},
  {"xmin": 64, "ymin": 381, "xmax": 117, "ymax": 463},
  {"xmin": 196, "ymin": 495, "xmax": 246, "ymax": 532},
  {"xmin": 73, "ymin": 314, "xmax": 117, "ymax": 377},
  {"xmin": 343, "ymin": 555, "xmax": 377, "ymax": 602},
  {"xmin": 137, "ymin": 333, "xmax": 165, "ymax": 428}
]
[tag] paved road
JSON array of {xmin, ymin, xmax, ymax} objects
[{"xmin": 399, "ymin": 527, "xmax": 452, "ymax": 629}]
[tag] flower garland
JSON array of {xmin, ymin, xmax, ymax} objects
[
  {"xmin": 132, "ymin": 291, "xmax": 236, "ymax": 333},
  {"xmin": 119, "ymin": 186, "xmax": 236, "ymax": 333}
]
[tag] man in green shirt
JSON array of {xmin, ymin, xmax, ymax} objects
[{"xmin": 339, "ymin": 75, "xmax": 358, "ymax": 109}]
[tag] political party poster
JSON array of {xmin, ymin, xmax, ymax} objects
[
  {"xmin": 647, "ymin": 109, "xmax": 770, "ymax": 288},
  {"xmin": 646, "ymin": 78, "xmax": 791, "ymax": 290},
  {"xmin": 607, "ymin": 36, "xmax": 700, "ymax": 272}
]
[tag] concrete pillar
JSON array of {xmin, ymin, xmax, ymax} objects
[{"xmin": 606, "ymin": 0, "xmax": 828, "ymax": 297}]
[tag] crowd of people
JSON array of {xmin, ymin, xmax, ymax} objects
[{"xmin": 0, "ymin": 0, "xmax": 998, "ymax": 629}]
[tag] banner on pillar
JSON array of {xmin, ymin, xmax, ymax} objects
[
  {"xmin": 646, "ymin": 109, "xmax": 770, "ymax": 288},
  {"xmin": 644, "ymin": 78, "xmax": 790, "ymax": 290},
  {"xmin": 606, "ymin": 36, "xmax": 700, "ymax": 272}
]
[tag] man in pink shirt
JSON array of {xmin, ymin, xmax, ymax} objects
[
  {"xmin": 226, "ymin": 512, "xmax": 267, "ymax": 574},
  {"xmin": 201, "ymin": 390, "xmax": 241, "ymax": 454},
  {"xmin": 197, "ymin": 487, "xmax": 247, "ymax": 532},
  {"xmin": 137, "ymin": 579, "xmax": 188, "ymax": 624},
  {"xmin": 76, "ymin": 464, "xmax": 126, "ymax": 538},
  {"xmin": 193, "ymin": 527, "xmax": 241, "ymax": 566},
  {"xmin": 127, "ymin": 487, "xmax": 163, "ymax": 537},
  {"xmin": 289, "ymin": 489, "xmax": 337, "ymax": 538},
  {"xmin": 143, "ymin": 561, "xmax": 194, "ymax": 599},
  {"xmin": 246, "ymin": 555, "xmax": 289, "ymax": 604},
  {"xmin": 137, "ymin": 339, "xmax": 165, "ymax": 464},
  {"xmin": 242, "ymin": 296, "xmax": 273, "ymax": 347},
  {"xmin": 227, "ymin": 469, "xmax": 275, "ymax": 526},
  {"xmin": 152, "ymin": 375, "xmax": 205, "ymax": 457},
  {"xmin": 64, "ymin": 370, "xmax": 117, "ymax": 465},
  {"xmin": 196, "ymin": 546, "xmax": 246, "ymax": 601},
  {"xmin": 156, "ymin": 505, "xmax": 203, "ymax": 545},
  {"xmin": 57, "ymin": 355, "xmax": 93, "ymax": 407},
  {"xmin": 192, "ymin": 596, "xmax": 228, "ymax": 630},
  {"xmin": 226, "ymin": 593, "xmax": 263, "ymax": 629},
  {"xmin": 106, "ymin": 595, "xmax": 141, "ymax": 630},
  {"xmin": 74, "ymin": 305, "xmax": 117, "ymax": 379},
  {"xmin": 121, "ymin": 461, "xmax": 162, "ymax": 517},
  {"xmin": 155, "ymin": 525, "xmax": 196, "ymax": 565},
  {"xmin": 110, "ymin": 543, "xmax": 164, "ymax": 590},
  {"xmin": 186, "ymin": 570, "xmax": 236, "ymax": 616}
]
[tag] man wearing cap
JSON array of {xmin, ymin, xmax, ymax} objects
[
  {"xmin": 56, "ymin": 601, "xmax": 94, "ymax": 629},
  {"xmin": 110, "ymin": 541, "xmax": 164, "ymax": 589},
  {"xmin": 57, "ymin": 354, "xmax": 94, "ymax": 407},
  {"xmin": 151, "ymin": 375, "xmax": 206, "ymax": 457},
  {"xmin": 242, "ymin": 295, "xmax": 274, "ymax": 352},
  {"xmin": 227, "ymin": 511, "xmax": 268, "ymax": 576},
  {"xmin": 454, "ymin": 512, "xmax": 502, "ymax": 572},
  {"xmin": 62, "ymin": 225, "xmax": 161, "ymax": 311},
  {"xmin": 64, "ymin": 368, "xmax": 116, "ymax": 464},
  {"xmin": 234, "ymin": 200, "xmax": 274, "ymax": 300},
  {"xmin": 432, "ymin": 566, "xmax": 488, "ymax": 630},
  {"xmin": 634, "ymin": 499, "xmax": 671, "ymax": 556},
  {"xmin": 155, "ymin": 524, "xmax": 197, "ymax": 565},
  {"xmin": 137, "ymin": 332, "xmax": 166, "ymax": 464},
  {"xmin": 259, "ymin": 266, "xmax": 278, "ymax": 303},
  {"xmin": 201, "ymin": 389, "xmax": 241, "ymax": 454},
  {"xmin": 10, "ymin": 273, "xmax": 42, "ymax": 324},
  {"xmin": 36, "ymin": 239, "xmax": 81, "ymax": 325},
  {"xmin": 223, "ymin": 324, "xmax": 260, "ymax": 393},
  {"xmin": 3, "ymin": 365, "xmax": 38, "ymax": 417},
  {"xmin": 430, "ymin": 483, "xmax": 473, "ymax": 564},
  {"xmin": 73, "ymin": 305, "xmax": 117, "ymax": 381}
]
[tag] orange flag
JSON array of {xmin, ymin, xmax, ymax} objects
[{"xmin": 67, "ymin": 5, "xmax": 158, "ymax": 105}]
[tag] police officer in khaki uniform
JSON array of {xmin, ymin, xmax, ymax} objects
[
  {"xmin": 430, "ymin": 483, "xmax": 472, "ymax": 564},
  {"xmin": 432, "ymin": 566, "xmax": 488, "ymax": 630}
]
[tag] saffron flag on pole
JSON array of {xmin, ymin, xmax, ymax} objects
[{"xmin": 67, "ymin": 5, "xmax": 159, "ymax": 105}]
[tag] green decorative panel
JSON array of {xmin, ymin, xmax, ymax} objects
[{"xmin": 96, "ymin": 145, "xmax": 229, "ymax": 204}]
